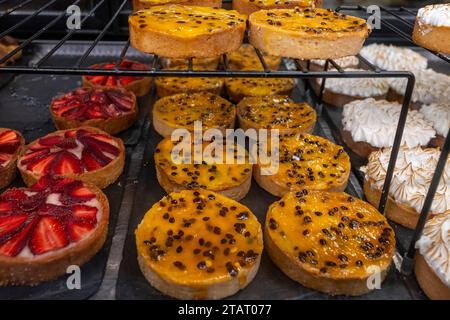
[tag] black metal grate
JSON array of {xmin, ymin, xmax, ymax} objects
[{"xmin": 0, "ymin": 0, "xmax": 449, "ymax": 276}]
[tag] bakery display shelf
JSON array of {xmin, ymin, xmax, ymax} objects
[{"xmin": 0, "ymin": 42, "xmax": 153, "ymax": 299}]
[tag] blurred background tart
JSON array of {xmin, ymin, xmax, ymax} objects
[{"xmin": 0, "ymin": 128, "xmax": 24, "ymax": 189}]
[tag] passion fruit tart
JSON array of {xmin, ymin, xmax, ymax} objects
[
  {"xmin": 133, "ymin": 0, "xmax": 222, "ymax": 11},
  {"xmin": 249, "ymin": 8, "xmax": 370, "ymax": 60},
  {"xmin": 161, "ymin": 56, "xmax": 220, "ymax": 70},
  {"xmin": 129, "ymin": 5, "xmax": 247, "ymax": 58},
  {"xmin": 233, "ymin": 0, "xmax": 321, "ymax": 16},
  {"xmin": 155, "ymin": 136, "xmax": 252, "ymax": 200},
  {"xmin": 152, "ymin": 92, "xmax": 236, "ymax": 137},
  {"xmin": 18, "ymin": 127, "xmax": 125, "ymax": 189},
  {"xmin": 0, "ymin": 175, "xmax": 109, "ymax": 285},
  {"xmin": 237, "ymin": 96, "xmax": 317, "ymax": 135},
  {"xmin": 50, "ymin": 87, "xmax": 138, "ymax": 135},
  {"xmin": 265, "ymin": 190, "xmax": 395, "ymax": 295},
  {"xmin": 226, "ymin": 44, "xmax": 281, "ymax": 71},
  {"xmin": 155, "ymin": 66, "xmax": 224, "ymax": 98},
  {"xmin": 254, "ymin": 133, "xmax": 350, "ymax": 197},
  {"xmin": 0, "ymin": 128, "xmax": 24, "ymax": 189},
  {"xmin": 225, "ymin": 77, "xmax": 294, "ymax": 103},
  {"xmin": 136, "ymin": 189, "xmax": 263, "ymax": 299},
  {"xmin": 82, "ymin": 60, "xmax": 151, "ymax": 97}
]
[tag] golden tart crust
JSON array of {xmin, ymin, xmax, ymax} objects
[
  {"xmin": 135, "ymin": 189, "xmax": 263, "ymax": 299},
  {"xmin": 233, "ymin": 0, "xmax": 321, "ymax": 16},
  {"xmin": 133, "ymin": 0, "xmax": 222, "ymax": 11},
  {"xmin": 225, "ymin": 77, "xmax": 294, "ymax": 103},
  {"xmin": 255, "ymin": 133, "xmax": 350, "ymax": 197},
  {"xmin": 265, "ymin": 191, "xmax": 395, "ymax": 295}
]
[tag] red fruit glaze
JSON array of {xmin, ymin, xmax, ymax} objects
[
  {"xmin": 19, "ymin": 128, "xmax": 121, "ymax": 177},
  {"xmin": 51, "ymin": 87, "xmax": 135, "ymax": 121},
  {"xmin": 84, "ymin": 60, "xmax": 148, "ymax": 87},
  {"xmin": 0, "ymin": 176, "xmax": 100, "ymax": 257},
  {"xmin": 0, "ymin": 129, "xmax": 21, "ymax": 168}
]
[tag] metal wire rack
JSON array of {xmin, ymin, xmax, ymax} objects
[{"xmin": 0, "ymin": 0, "xmax": 449, "ymax": 277}]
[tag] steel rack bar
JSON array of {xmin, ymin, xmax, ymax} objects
[
  {"xmin": 151, "ymin": 55, "xmax": 160, "ymax": 71},
  {"xmin": 0, "ymin": 0, "xmax": 34, "ymax": 19},
  {"xmin": 114, "ymin": 39, "xmax": 131, "ymax": 69},
  {"xmin": 0, "ymin": 0, "xmax": 82, "ymax": 66},
  {"xmin": 317, "ymin": 60, "xmax": 329, "ymax": 104},
  {"xmin": 293, "ymin": 59, "xmax": 308, "ymax": 73},
  {"xmin": 188, "ymin": 58, "xmax": 193, "ymax": 71},
  {"xmin": 328, "ymin": 59, "xmax": 344, "ymax": 73},
  {"xmin": 380, "ymin": 6, "xmax": 414, "ymax": 28},
  {"xmin": 0, "ymin": 0, "xmax": 13, "ymax": 5},
  {"xmin": 35, "ymin": 0, "xmax": 108, "ymax": 68},
  {"xmin": 254, "ymin": 47, "xmax": 269, "ymax": 72},
  {"xmin": 401, "ymin": 129, "xmax": 450, "ymax": 275},
  {"xmin": 222, "ymin": 54, "xmax": 229, "ymax": 71},
  {"xmin": 356, "ymin": 53, "xmax": 380, "ymax": 72},
  {"xmin": 74, "ymin": 0, "xmax": 128, "ymax": 68}
]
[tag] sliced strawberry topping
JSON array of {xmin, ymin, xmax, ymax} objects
[
  {"xmin": 51, "ymin": 87, "xmax": 135, "ymax": 121},
  {"xmin": 19, "ymin": 128, "xmax": 121, "ymax": 177},
  {"xmin": 0, "ymin": 176, "xmax": 101, "ymax": 257},
  {"xmin": 0, "ymin": 130, "xmax": 18, "ymax": 144},
  {"xmin": 85, "ymin": 59, "xmax": 148, "ymax": 87},
  {"xmin": 0, "ymin": 129, "xmax": 21, "ymax": 168}
]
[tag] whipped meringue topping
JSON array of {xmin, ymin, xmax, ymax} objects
[
  {"xmin": 416, "ymin": 213, "xmax": 450, "ymax": 287},
  {"xmin": 317, "ymin": 68, "xmax": 389, "ymax": 97},
  {"xmin": 420, "ymin": 103, "xmax": 450, "ymax": 137},
  {"xmin": 311, "ymin": 56, "xmax": 359, "ymax": 68},
  {"xmin": 342, "ymin": 98, "xmax": 436, "ymax": 148},
  {"xmin": 360, "ymin": 43, "xmax": 428, "ymax": 71},
  {"xmin": 417, "ymin": 4, "xmax": 450, "ymax": 27},
  {"xmin": 362, "ymin": 146, "xmax": 450, "ymax": 215},
  {"xmin": 389, "ymin": 69, "xmax": 450, "ymax": 105}
]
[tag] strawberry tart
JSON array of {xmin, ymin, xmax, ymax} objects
[
  {"xmin": 0, "ymin": 175, "xmax": 109, "ymax": 285},
  {"xmin": 420, "ymin": 103, "xmax": 450, "ymax": 149},
  {"xmin": 83, "ymin": 60, "xmax": 152, "ymax": 97},
  {"xmin": 0, "ymin": 129, "xmax": 24, "ymax": 189},
  {"xmin": 341, "ymin": 98, "xmax": 436, "ymax": 158},
  {"xmin": 362, "ymin": 146, "xmax": 450, "ymax": 229},
  {"xmin": 18, "ymin": 127, "xmax": 125, "ymax": 189},
  {"xmin": 50, "ymin": 87, "xmax": 138, "ymax": 135}
]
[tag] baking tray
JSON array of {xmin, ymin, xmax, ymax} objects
[
  {"xmin": 0, "ymin": 42, "xmax": 152, "ymax": 299},
  {"xmin": 115, "ymin": 78, "xmax": 420, "ymax": 300}
]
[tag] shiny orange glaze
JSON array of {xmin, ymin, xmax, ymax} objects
[
  {"xmin": 136, "ymin": 189, "xmax": 263, "ymax": 284},
  {"xmin": 266, "ymin": 191, "xmax": 395, "ymax": 279},
  {"xmin": 227, "ymin": 44, "xmax": 281, "ymax": 71}
]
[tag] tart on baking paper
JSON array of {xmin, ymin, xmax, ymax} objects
[
  {"xmin": 413, "ymin": 4, "xmax": 450, "ymax": 54},
  {"xmin": 249, "ymin": 8, "xmax": 370, "ymax": 60},
  {"xmin": 18, "ymin": 127, "xmax": 125, "ymax": 189},
  {"xmin": 152, "ymin": 92, "xmax": 236, "ymax": 137},
  {"xmin": 226, "ymin": 44, "xmax": 281, "ymax": 71},
  {"xmin": 129, "ymin": 5, "xmax": 247, "ymax": 58},
  {"xmin": 50, "ymin": 87, "xmax": 138, "ymax": 135},
  {"xmin": 254, "ymin": 133, "xmax": 351, "ymax": 197},
  {"xmin": 419, "ymin": 103, "xmax": 450, "ymax": 149},
  {"xmin": 155, "ymin": 66, "xmax": 224, "ymax": 98},
  {"xmin": 387, "ymin": 69, "xmax": 450, "ymax": 109},
  {"xmin": 360, "ymin": 43, "xmax": 428, "ymax": 71},
  {"xmin": 362, "ymin": 146, "xmax": 450, "ymax": 229},
  {"xmin": 237, "ymin": 96, "xmax": 317, "ymax": 135},
  {"xmin": 265, "ymin": 191, "xmax": 395, "ymax": 296},
  {"xmin": 0, "ymin": 129, "xmax": 25, "ymax": 189},
  {"xmin": 82, "ymin": 60, "xmax": 152, "ymax": 97},
  {"xmin": 415, "ymin": 213, "xmax": 450, "ymax": 300},
  {"xmin": 341, "ymin": 98, "xmax": 436, "ymax": 158},
  {"xmin": 233, "ymin": 0, "xmax": 321, "ymax": 16},
  {"xmin": 313, "ymin": 69, "xmax": 390, "ymax": 108},
  {"xmin": 225, "ymin": 77, "xmax": 295, "ymax": 103},
  {"xmin": 0, "ymin": 175, "xmax": 109, "ymax": 285},
  {"xmin": 154, "ymin": 136, "xmax": 252, "ymax": 201},
  {"xmin": 135, "ymin": 189, "xmax": 263, "ymax": 299},
  {"xmin": 132, "ymin": 0, "xmax": 222, "ymax": 11}
]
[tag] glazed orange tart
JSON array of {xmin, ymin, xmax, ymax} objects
[
  {"xmin": 0, "ymin": 175, "xmax": 109, "ymax": 285},
  {"xmin": 155, "ymin": 136, "xmax": 252, "ymax": 201},
  {"xmin": 18, "ymin": 127, "xmax": 125, "ymax": 189},
  {"xmin": 249, "ymin": 8, "xmax": 370, "ymax": 60},
  {"xmin": 265, "ymin": 190, "xmax": 395, "ymax": 295},
  {"xmin": 225, "ymin": 77, "xmax": 295, "ymax": 103},
  {"xmin": 415, "ymin": 213, "xmax": 450, "ymax": 300},
  {"xmin": 237, "ymin": 96, "xmax": 317, "ymax": 135},
  {"xmin": 155, "ymin": 66, "xmax": 224, "ymax": 98},
  {"xmin": 50, "ymin": 87, "xmax": 138, "ymax": 135},
  {"xmin": 226, "ymin": 44, "xmax": 281, "ymax": 71},
  {"xmin": 152, "ymin": 92, "xmax": 236, "ymax": 137},
  {"xmin": 412, "ymin": 4, "xmax": 450, "ymax": 55},
  {"xmin": 0, "ymin": 129, "xmax": 24, "ymax": 189},
  {"xmin": 129, "ymin": 5, "xmax": 247, "ymax": 58},
  {"xmin": 133, "ymin": 0, "xmax": 222, "ymax": 11},
  {"xmin": 82, "ymin": 60, "xmax": 152, "ymax": 97},
  {"xmin": 254, "ymin": 133, "xmax": 350, "ymax": 197},
  {"xmin": 233, "ymin": 0, "xmax": 321, "ymax": 16},
  {"xmin": 135, "ymin": 189, "xmax": 263, "ymax": 299}
]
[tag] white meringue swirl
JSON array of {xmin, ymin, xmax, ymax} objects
[
  {"xmin": 420, "ymin": 103, "xmax": 450, "ymax": 137},
  {"xmin": 418, "ymin": 4, "xmax": 450, "ymax": 27}
]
